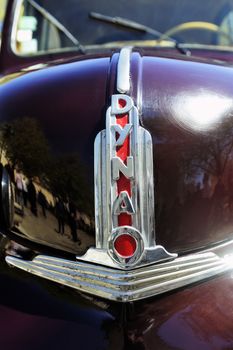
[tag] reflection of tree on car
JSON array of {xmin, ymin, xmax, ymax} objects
[
  {"xmin": 0, "ymin": 117, "xmax": 50, "ymax": 178},
  {"xmin": 0, "ymin": 116, "xmax": 93, "ymax": 218},
  {"xmin": 0, "ymin": 115, "xmax": 94, "ymax": 253},
  {"xmin": 145, "ymin": 110, "xmax": 233, "ymax": 251}
]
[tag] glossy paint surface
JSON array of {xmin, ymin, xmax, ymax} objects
[
  {"xmin": 2, "ymin": 51, "xmax": 233, "ymax": 255},
  {"xmin": 0, "ymin": 55, "xmax": 110, "ymax": 255},
  {"xmin": 125, "ymin": 272, "xmax": 233, "ymax": 349},
  {"xmin": 131, "ymin": 53, "xmax": 233, "ymax": 253},
  {"xmin": 0, "ymin": 256, "xmax": 117, "ymax": 350}
]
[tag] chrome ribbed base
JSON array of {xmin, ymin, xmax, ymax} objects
[{"xmin": 6, "ymin": 252, "xmax": 230, "ymax": 302}]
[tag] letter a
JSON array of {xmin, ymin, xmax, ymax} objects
[{"xmin": 113, "ymin": 191, "xmax": 135, "ymax": 215}]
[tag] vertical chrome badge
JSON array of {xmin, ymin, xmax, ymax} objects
[{"xmin": 93, "ymin": 48, "xmax": 176, "ymax": 269}]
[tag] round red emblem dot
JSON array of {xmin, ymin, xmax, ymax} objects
[{"xmin": 114, "ymin": 234, "xmax": 137, "ymax": 258}]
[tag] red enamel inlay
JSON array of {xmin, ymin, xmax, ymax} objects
[
  {"xmin": 119, "ymin": 99, "xmax": 126, "ymax": 108},
  {"xmin": 116, "ymin": 98, "xmax": 132, "ymax": 226},
  {"xmin": 114, "ymin": 234, "xmax": 137, "ymax": 258}
]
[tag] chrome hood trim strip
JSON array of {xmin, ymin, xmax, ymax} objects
[
  {"xmin": 6, "ymin": 252, "xmax": 231, "ymax": 302},
  {"xmin": 117, "ymin": 47, "xmax": 132, "ymax": 93}
]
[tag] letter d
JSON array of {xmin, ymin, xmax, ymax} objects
[{"xmin": 111, "ymin": 94, "xmax": 133, "ymax": 115}]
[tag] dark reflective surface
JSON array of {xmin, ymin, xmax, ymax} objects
[
  {"xmin": 125, "ymin": 273, "xmax": 233, "ymax": 349},
  {"xmin": 2, "ymin": 49, "xmax": 233, "ymax": 255},
  {"xmin": 1, "ymin": 117, "xmax": 95, "ymax": 254},
  {"xmin": 2, "ymin": 51, "xmax": 233, "ymax": 350},
  {"xmin": 140, "ymin": 56, "xmax": 233, "ymax": 253},
  {"xmin": 0, "ymin": 56, "xmax": 110, "ymax": 254},
  {"xmin": 0, "ymin": 242, "xmax": 120, "ymax": 350}
]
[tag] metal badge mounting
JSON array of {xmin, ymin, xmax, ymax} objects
[
  {"xmin": 90, "ymin": 48, "xmax": 176, "ymax": 269},
  {"xmin": 93, "ymin": 91, "xmax": 176, "ymax": 268}
]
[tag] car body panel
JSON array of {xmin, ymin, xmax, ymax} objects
[
  {"xmin": 1, "ymin": 52, "xmax": 233, "ymax": 255},
  {"xmin": 1, "ymin": 0, "xmax": 233, "ymax": 349}
]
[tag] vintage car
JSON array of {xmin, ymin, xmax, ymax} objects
[{"xmin": 1, "ymin": 0, "xmax": 233, "ymax": 348}]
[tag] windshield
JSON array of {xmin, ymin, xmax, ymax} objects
[{"xmin": 13, "ymin": 0, "xmax": 233, "ymax": 55}]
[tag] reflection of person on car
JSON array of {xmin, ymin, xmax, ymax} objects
[
  {"xmin": 27, "ymin": 179, "xmax": 37, "ymax": 216},
  {"xmin": 22, "ymin": 177, "xmax": 28, "ymax": 207},
  {"xmin": 38, "ymin": 190, "xmax": 47, "ymax": 218},
  {"xmin": 68, "ymin": 200, "xmax": 81, "ymax": 244},
  {"xmin": 15, "ymin": 169, "xmax": 24, "ymax": 207},
  {"xmin": 55, "ymin": 197, "xmax": 66, "ymax": 234}
]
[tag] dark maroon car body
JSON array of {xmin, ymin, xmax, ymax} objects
[{"xmin": 1, "ymin": 1, "xmax": 233, "ymax": 349}]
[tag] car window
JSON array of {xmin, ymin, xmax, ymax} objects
[
  {"xmin": 0, "ymin": 0, "xmax": 7, "ymax": 50},
  {"xmin": 13, "ymin": 0, "xmax": 78, "ymax": 55}
]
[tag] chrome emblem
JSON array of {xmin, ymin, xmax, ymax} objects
[{"xmin": 94, "ymin": 91, "xmax": 176, "ymax": 268}]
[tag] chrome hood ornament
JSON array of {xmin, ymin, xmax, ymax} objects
[
  {"xmin": 6, "ymin": 48, "xmax": 231, "ymax": 301},
  {"xmin": 92, "ymin": 47, "xmax": 176, "ymax": 269}
]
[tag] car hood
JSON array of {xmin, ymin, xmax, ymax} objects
[{"xmin": 1, "ymin": 50, "xmax": 233, "ymax": 256}]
